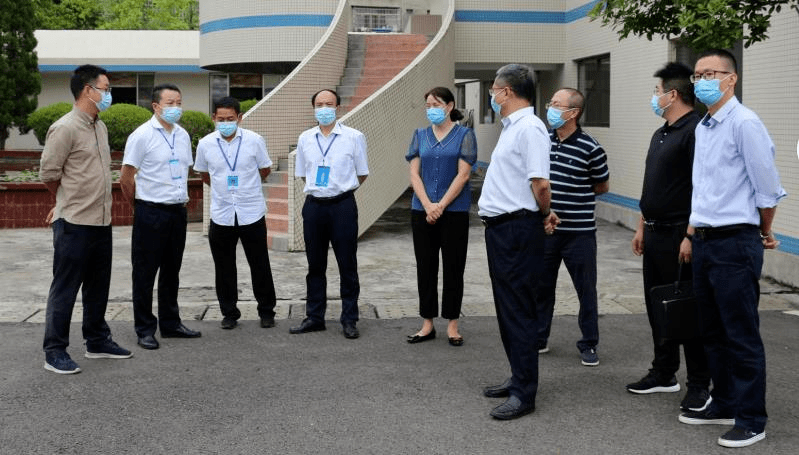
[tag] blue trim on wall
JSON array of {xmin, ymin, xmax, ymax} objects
[
  {"xmin": 200, "ymin": 14, "xmax": 333, "ymax": 34},
  {"xmin": 455, "ymin": 1, "xmax": 600, "ymax": 24},
  {"xmin": 40, "ymin": 65, "xmax": 206, "ymax": 73}
]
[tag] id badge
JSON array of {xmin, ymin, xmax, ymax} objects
[
  {"xmin": 168, "ymin": 159, "xmax": 182, "ymax": 180},
  {"xmin": 315, "ymin": 165, "xmax": 330, "ymax": 188},
  {"xmin": 227, "ymin": 175, "xmax": 239, "ymax": 191}
]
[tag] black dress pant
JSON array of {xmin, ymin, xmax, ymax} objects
[
  {"xmin": 484, "ymin": 211, "xmax": 545, "ymax": 404},
  {"xmin": 208, "ymin": 216, "xmax": 276, "ymax": 320},
  {"xmin": 131, "ymin": 200, "xmax": 187, "ymax": 337},
  {"xmin": 302, "ymin": 192, "xmax": 359, "ymax": 324},
  {"xmin": 411, "ymin": 210, "xmax": 469, "ymax": 320},
  {"xmin": 642, "ymin": 224, "xmax": 710, "ymax": 389}
]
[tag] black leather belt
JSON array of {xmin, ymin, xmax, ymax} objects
[
  {"xmin": 693, "ymin": 224, "xmax": 757, "ymax": 240},
  {"xmin": 307, "ymin": 190, "xmax": 354, "ymax": 205},
  {"xmin": 480, "ymin": 209, "xmax": 535, "ymax": 227},
  {"xmin": 643, "ymin": 219, "xmax": 687, "ymax": 232},
  {"xmin": 135, "ymin": 199, "xmax": 187, "ymax": 211}
]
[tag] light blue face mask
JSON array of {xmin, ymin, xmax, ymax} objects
[
  {"xmin": 426, "ymin": 107, "xmax": 447, "ymax": 125},
  {"xmin": 490, "ymin": 95, "xmax": 502, "ymax": 116},
  {"xmin": 160, "ymin": 106, "xmax": 183, "ymax": 124},
  {"xmin": 546, "ymin": 106, "xmax": 568, "ymax": 129},
  {"xmin": 216, "ymin": 121, "xmax": 238, "ymax": 137},
  {"xmin": 315, "ymin": 107, "xmax": 336, "ymax": 126},
  {"xmin": 91, "ymin": 87, "xmax": 112, "ymax": 112},
  {"xmin": 694, "ymin": 76, "xmax": 730, "ymax": 106},
  {"xmin": 650, "ymin": 92, "xmax": 674, "ymax": 117}
]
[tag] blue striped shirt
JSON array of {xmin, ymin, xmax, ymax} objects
[{"xmin": 549, "ymin": 127, "xmax": 609, "ymax": 232}]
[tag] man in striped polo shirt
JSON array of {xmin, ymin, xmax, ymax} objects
[{"xmin": 536, "ymin": 88, "xmax": 609, "ymax": 366}]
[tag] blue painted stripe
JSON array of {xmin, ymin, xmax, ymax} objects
[
  {"xmin": 200, "ymin": 14, "xmax": 333, "ymax": 34},
  {"xmin": 40, "ymin": 65, "xmax": 206, "ymax": 73},
  {"xmin": 455, "ymin": 1, "xmax": 600, "ymax": 24},
  {"xmin": 775, "ymin": 233, "xmax": 799, "ymax": 256}
]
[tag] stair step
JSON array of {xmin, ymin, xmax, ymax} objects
[
  {"xmin": 265, "ymin": 170, "xmax": 287, "ymax": 185},
  {"xmin": 265, "ymin": 183, "xmax": 288, "ymax": 200},
  {"xmin": 267, "ymin": 231, "xmax": 289, "ymax": 251},
  {"xmin": 267, "ymin": 198, "xmax": 288, "ymax": 216},
  {"xmin": 266, "ymin": 213, "xmax": 288, "ymax": 233}
]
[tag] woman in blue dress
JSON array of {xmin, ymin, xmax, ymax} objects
[{"xmin": 405, "ymin": 87, "xmax": 477, "ymax": 346}]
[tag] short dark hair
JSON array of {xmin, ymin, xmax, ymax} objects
[
  {"xmin": 495, "ymin": 64, "xmax": 536, "ymax": 105},
  {"xmin": 559, "ymin": 87, "xmax": 585, "ymax": 122},
  {"xmin": 70, "ymin": 64, "xmax": 108, "ymax": 100},
  {"xmin": 654, "ymin": 62, "xmax": 695, "ymax": 106},
  {"xmin": 311, "ymin": 89, "xmax": 340, "ymax": 106},
  {"xmin": 697, "ymin": 48, "xmax": 738, "ymax": 74},
  {"xmin": 424, "ymin": 86, "xmax": 465, "ymax": 122},
  {"xmin": 213, "ymin": 96, "xmax": 241, "ymax": 115},
  {"xmin": 152, "ymin": 83, "xmax": 181, "ymax": 104}
]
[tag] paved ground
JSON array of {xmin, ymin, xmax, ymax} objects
[{"xmin": 1, "ymin": 190, "xmax": 798, "ymax": 453}]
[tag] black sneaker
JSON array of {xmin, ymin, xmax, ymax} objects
[
  {"xmin": 260, "ymin": 317, "xmax": 275, "ymax": 328},
  {"xmin": 580, "ymin": 348, "xmax": 599, "ymax": 366},
  {"xmin": 626, "ymin": 373, "xmax": 680, "ymax": 394},
  {"xmin": 718, "ymin": 426, "xmax": 765, "ymax": 448},
  {"xmin": 680, "ymin": 387, "xmax": 711, "ymax": 411},
  {"xmin": 678, "ymin": 408, "xmax": 735, "ymax": 426},
  {"xmin": 44, "ymin": 351, "xmax": 81, "ymax": 374},
  {"xmin": 85, "ymin": 340, "xmax": 133, "ymax": 359},
  {"xmin": 220, "ymin": 318, "xmax": 237, "ymax": 330}
]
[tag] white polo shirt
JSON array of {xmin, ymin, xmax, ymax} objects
[
  {"xmin": 477, "ymin": 106, "xmax": 550, "ymax": 217},
  {"xmin": 123, "ymin": 115, "xmax": 193, "ymax": 204},
  {"xmin": 194, "ymin": 127, "xmax": 273, "ymax": 226},
  {"xmin": 294, "ymin": 122, "xmax": 369, "ymax": 198}
]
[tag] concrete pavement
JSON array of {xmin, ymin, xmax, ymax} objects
[{"xmin": 1, "ymin": 190, "xmax": 798, "ymax": 454}]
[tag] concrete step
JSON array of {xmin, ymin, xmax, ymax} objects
[
  {"xmin": 266, "ymin": 213, "xmax": 288, "ymax": 233},
  {"xmin": 264, "ymin": 183, "xmax": 288, "ymax": 200},
  {"xmin": 265, "ymin": 169, "xmax": 287, "ymax": 185},
  {"xmin": 267, "ymin": 230, "xmax": 289, "ymax": 251},
  {"xmin": 267, "ymin": 198, "xmax": 288, "ymax": 216}
]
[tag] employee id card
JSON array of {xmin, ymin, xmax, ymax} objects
[
  {"xmin": 169, "ymin": 159, "xmax": 182, "ymax": 180},
  {"xmin": 227, "ymin": 175, "xmax": 239, "ymax": 191},
  {"xmin": 315, "ymin": 165, "xmax": 330, "ymax": 188}
]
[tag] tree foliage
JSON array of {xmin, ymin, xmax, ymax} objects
[
  {"xmin": 1, "ymin": 0, "xmax": 42, "ymax": 149},
  {"xmin": 589, "ymin": 0, "xmax": 799, "ymax": 50},
  {"xmin": 33, "ymin": 0, "xmax": 102, "ymax": 29},
  {"xmin": 34, "ymin": 0, "xmax": 198, "ymax": 30}
]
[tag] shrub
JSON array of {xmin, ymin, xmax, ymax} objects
[
  {"xmin": 239, "ymin": 98, "xmax": 259, "ymax": 115},
  {"xmin": 99, "ymin": 104, "xmax": 152, "ymax": 151},
  {"xmin": 179, "ymin": 110, "xmax": 214, "ymax": 152},
  {"xmin": 26, "ymin": 102, "xmax": 73, "ymax": 145}
]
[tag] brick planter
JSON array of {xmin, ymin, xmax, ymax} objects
[{"xmin": 0, "ymin": 179, "xmax": 204, "ymax": 228}]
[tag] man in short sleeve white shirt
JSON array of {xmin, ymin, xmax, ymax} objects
[
  {"xmin": 477, "ymin": 64, "xmax": 558, "ymax": 421},
  {"xmin": 291, "ymin": 89, "xmax": 369, "ymax": 339},
  {"xmin": 120, "ymin": 83, "xmax": 201, "ymax": 350},
  {"xmin": 194, "ymin": 97, "xmax": 277, "ymax": 331}
]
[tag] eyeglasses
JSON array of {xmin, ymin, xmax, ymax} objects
[
  {"xmin": 545, "ymin": 102, "xmax": 574, "ymax": 111},
  {"xmin": 653, "ymin": 88, "xmax": 673, "ymax": 96},
  {"xmin": 89, "ymin": 85, "xmax": 112, "ymax": 95},
  {"xmin": 488, "ymin": 87, "xmax": 507, "ymax": 97},
  {"xmin": 690, "ymin": 71, "xmax": 730, "ymax": 83}
]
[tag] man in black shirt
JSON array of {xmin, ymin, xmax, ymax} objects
[{"xmin": 627, "ymin": 63, "xmax": 711, "ymax": 412}]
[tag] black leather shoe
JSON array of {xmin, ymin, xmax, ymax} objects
[
  {"xmin": 220, "ymin": 318, "xmax": 237, "ymax": 330},
  {"xmin": 489, "ymin": 395, "xmax": 535, "ymax": 420},
  {"xmin": 289, "ymin": 318, "xmax": 326, "ymax": 334},
  {"xmin": 407, "ymin": 329, "xmax": 436, "ymax": 344},
  {"xmin": 483, "ymin": 377, "xmax": 512, "ymax": 398},
  {"xmin": 260, "ymin": 317, "xmax": 275, "ymax": 328},
  {"xmin": 342, "ymin": 322, "xmax": 359, "ymax": 339},
  {"xmin": 161, "ymin": 324, "xmax": 202, "ymax": 338},
  {"xmin": 137, "ymin": 335, "xmax": 159, "ymax": 350}
]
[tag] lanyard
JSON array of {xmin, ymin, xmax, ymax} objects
[
  {"xmin": 158, "ymin": 129, "xmax": 175, "ymax": 153},
  {"xmin": 315, "ymin": 132, "xmax": 338, "ymax": 162},
  {"xmin": 216, "ymin": 136, "xmax": 243, "ymax": 172}
]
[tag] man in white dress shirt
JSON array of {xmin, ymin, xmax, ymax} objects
[
  {"xmin": 291, "ymin": 89, "xmax": 369, "ymax": 339},
  {"xmin": 194, "ymin": 97, "xmax": 277, "ymax": 330},
  {"xmin": 121, "ymin": 83, "xmax": 201, "ymax": 350}
]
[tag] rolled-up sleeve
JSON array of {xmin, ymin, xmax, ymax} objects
[{"xmin": 738, "ymin": 118, "xmax": 787, "ymax": 208}]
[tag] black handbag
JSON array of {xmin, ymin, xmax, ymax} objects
[{"xmin": 649, "ymin": 262, "xmax": 701, "ymax": 341}]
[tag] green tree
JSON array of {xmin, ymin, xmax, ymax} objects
[
  {"xmin": 99, "ymin": 0, "xmax": 199, "ymax": 30},
  {"xmin": 0, "ymin": 0, "xmax": 41, "ymax": 149},
  {"xmin": 589, "ymin": 0, "xmax": 799, "ymax": 50},
  {"xmin": 33, "ymin": 0, "xmax": 102, "ymax": 29}
]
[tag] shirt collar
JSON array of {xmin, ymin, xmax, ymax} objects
[
  {"xmin": 663, "ymin": 110, "xmax": 698, "ymax": 131},
  {"xmin": 148, "ymin": 114, "xmax": 183, "ymax": 133},
  {"xmin": 550, "ymin": 125, "xmax": 583, "ymax": 144},
  {"xmin": 72, "ymin": 105, "xmax": 97, "ymax": 125},
  {"xmin": 702, "ymin": 96, "xmax": 739, "ymax": 127},
  {"xmin": 501, "ymin": 106, "xmax": 535, "ymax": 128},
  {"xmin": 216, "ymin": 126, "xmax": 243, "ymax": 142}
]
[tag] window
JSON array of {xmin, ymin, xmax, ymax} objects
[
  {"xmin": 107, "ymin": 73, "xmax": 154, "ymax": 109},
  {"xmin": 352, "ymin": 6, "xmax": 401, "ymax": 32},
  {"xmin": 480, "ymin": 80, "xmax": 496, "ymax": 124},
  {"xmin": 210, "ymin": 73, "xmax": 229, "ymax": 111},
  {"xmin": 230, "ymin": 73, "xmax": 262, "ymax": 102},
  {"xmin": 577, "ymin": 54, "xmax": 610, "ymax": 127}
]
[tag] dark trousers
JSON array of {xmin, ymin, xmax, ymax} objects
[
  {"xmin": 131, "ymin": 201, "xmax": 187, "ymax": 337},
  {"xmin": 411, "ymin": 210, "xmax": 469, "ymax": 320},
  {"xmin": 642, "ymin": 225, "xmax": 710, "ymax": 388},
  {"xmin": 536, "ymin": 231, "xmax": 599, "ymax": 352},
  {"xmin": 43, "ymin": 220, "xmax": 113, "ymax": 353},
  {"xmin": 208, "ymin": 216, "xmax": 276, "ymax": 320},
  {"xmin": 484, "ymin": 211, "xmax": 545, "ymax": 404},
  {"xmin": 693, "ymin": 226, "xmax": 767, "ymax": 433},
  {"xmin": 302, "ymin": 193, "xmax": 359, "ymax": 324}
]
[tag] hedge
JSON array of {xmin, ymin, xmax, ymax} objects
[
  {"xmin": 98, "ymin": 104, "xmax": 152, "ymax": 151},
  {"xmin": 239, "ymin": 98, "xmax": 259, "ymax": 114},
  {"xmin": 26, "ymin": 102, "xmax": 73, "ymax": 145},
  {"xmin": 179, "ymin": 110, "xmax": 214, "ymax": 152}
]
